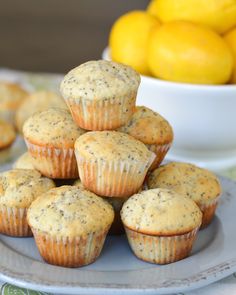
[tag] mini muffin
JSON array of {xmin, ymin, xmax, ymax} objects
[
  {"xmin": 147, "ymin": 162, "xmax": 221, "ymax": 228},
  {"xmin": 118, "ymin": 106, "xmax": 173, "ymax": 170},
  {"xmin": 75, "ymin": 131, "xmax": 155, "ymax": 197},
  {"xmin": 121, "ymin": 188, "xmax": 202, "ymax": 264},
  {"xmin": 0, "ymin": 169, "xmax": 55, "ymax": 237},
  {"xmin": 27, "ymin": 186, "xmax": 114, "ymax": 267},
  {"xmin": 15, "ymin": 91, "xmax": 67, "ymax": 133},
  {"xmin": 0, "ymin": 120, "xmax": 16, "ymax": 150},
  {"xmin": 60, "ymin": 60, "xmax": 140, "ymax": 130},
  {"xmin": 74, "ymin": 179, "xmax": 127, "ymax": 235},
  {"xmin": 0, "ymin": 82, "xmax": 28, "ymax": 124},
  {"xmin": 0, "ymin": 120, "xmax": 16, "ymax": 163},
  {"xmin": 13, "ymin": 152, "xmax": 34, "ymax": 170},
  {"xmin": 23, "ymin": 108, "xmax": 85, "ymax": 179}
]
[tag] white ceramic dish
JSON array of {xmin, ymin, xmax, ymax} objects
[
  {"xmin": 102, "ymin": 47, "xmax": 236, "ymax": 171},
  {"xmin": 0, "ymin": 171, "xmax": 236, "ymax": 294}
]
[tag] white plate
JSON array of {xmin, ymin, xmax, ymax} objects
[{"xmin": 0, "ymin": 174, "xmax": 236, "ymax": 294}]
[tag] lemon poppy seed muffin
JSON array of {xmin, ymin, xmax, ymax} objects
[
  {"xmin": 118, "ymin": 106, "xmax": 173, "ymax": 170},
  {"xmin": 23, "ymin": 108, "xmax": 85, "ymax": 179},
  {"xmin": 0, "ymin": 82, "xmax": 28, "ymax": 124},
  {"xmin": 60, "ymin": 60, "xmax": 140, "ymax": 130},
  {"xmin": 75, "ymin": 131, "xmax": 155, "ymax": 197},
  {"xmin": 15, "ymin": 91, "xmax": 67, "ymax": 133},
  {"xmin": 121, "ymin": 188, "xmax": 202, "ymax": 264},
  {"xmin": 0, "ymin": 120, "xmax": 16, "ymax": 164},
  {"xmin": 73, "ymin": 179, "xmax": 128, "ymax": 235},
  {"xmin": 13, "ymin": 152, "xmax": 35, "ymax": 170},
  {"xmin": 27, "ymin": 186, "xmax": 114, "ymax": 267},
  {"xmin": 0, "ymin": 169, "xmax": 55, "ymax": 237},
  {"xmin": 0, "ymin": 120, "xmax": 16, "ymax": 150},
  {"xmin": 147, "ymin": 162, "xmax": 221, "ymax": 228}
]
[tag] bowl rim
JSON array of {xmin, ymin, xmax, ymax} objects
[{"xmin": 102, "ymin": 47, "xmax": 236, "ymax": 92}]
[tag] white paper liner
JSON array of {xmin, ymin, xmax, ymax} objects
[
  {"xmin": 147, "ymin": 142, "xmax": 172, "ymax": 170},
  {"xmin": 75, "ymin": 152, "xmax": 156, "ymax": 197},
  {"xmin": 65, "ymin": 94, "xmax": 136, "ymax": 130},
  {"xmin": 25, "ymin": 139, "xmax": 78, "ymax": 179},
  {"xmin": 198, "ymin": 195, "xmax": 221, "ymax": 228},
  {"xmin": 0, "ymin": 206, "xmax": 32, "ymax": 237},
  {"xmin": 125, "ymin": 226, "xmax": 199, "ymax": 264},
  {"xmin": 31, "ymin": 228, "xmax": 109, "ymax": 267}
]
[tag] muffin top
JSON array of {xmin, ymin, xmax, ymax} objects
[
  {"xmin": 15, "ymin": 91, "xmax": 67, "ymax": 133},
  {"xmin": 121, "ymin": 188, "xmax": 202, "ymax": 235},
  {"xmin": 0, "ymin": 82, "xmax": 28, "ymax": 110},
  {"xmin": 23, "ymin": 108, "xmax": 85, "ymax": 148},
  {"xmin": 75, "ymin": 131, "xmax": 155, "ymax": 165},
  {"xmin": 13, "ymin": 152, "xmax": 35, "ymax": 170},
  {"xmin": 148, "ymin": 162, "xmax": 221, "ymax": 204},
  {"xmin": 27, "ymin": 186, "xmax": 114, "ymax": 237},
  {"xmin": 118, "ymin": 106, "xmax": 173, "ymax": 145},
  {"xmin": 60, "ymin": 60, "xmax": 141, "ymax": 101},
  {"xmin": 0, "ymin": 169, "xmax": 55, "ymax": 208},
  {"xmin": 0, "ymin": 120, "xmax": 16, "ymax": 149}
]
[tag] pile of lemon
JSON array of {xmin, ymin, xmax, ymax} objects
[{"xmin": 109, "ymin": 0, "xmax": 236, "ymax": 85}]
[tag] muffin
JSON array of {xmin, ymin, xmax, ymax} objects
[
  {"xmin": 121, "ymin": 188, "xmax": 202, "ymax": 264},
  {"xmin": 0, "ymin": 169, "xmax": 55, "ymax": 237},
  {"xmin": 75, "ymin": 131, "xmax": 155, "ymax": 197},
  {"xmin": 60, "ymin": 60, "xmax": 140, "ymax": 130},
  {"xmin": 0, "ymin": 120, "xmax": 16, "ymax": 163},
  {"xmin": 0, "ymin": 82, "xmax": 28, "ymax": 124},
  {"xmin": 23, "ymin": 108, "xmax": 85, "ymax": 179},
  {"xmin": 27, "ymin": 186, "xmax": 114, "ymax": 267},
  {"xmin": 74, "ymin": 179, "xmax": 127, "ymax": 235},
  {"xmin": 147, "ymin": 162, "xmax": 221, "ymax": 228},
  {"xmin": 13, "ymin": 152, "xmax": 34, "ymax": 170},
  {"xmin": 15, "ymin": 91, "xmax": 67, "ymax": 133},
  {"xmin": 0, "ymin": 120, "xmax": 16, "ymax": 150},
  {"xmin": 118, "ymin": 106, "xmax": 173, "ymax": 170}
]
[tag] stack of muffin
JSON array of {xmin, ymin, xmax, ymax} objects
[
  {"xmin": 0, "ymin": 60, "xmax": 221, "ymax": 267},
  {"xmin": 0, "ymin": 80, "xmax": 68, "ymax": 164}
]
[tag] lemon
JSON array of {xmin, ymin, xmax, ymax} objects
[
  {"xmin": 147, "ymin": 0, "xmax": 236, "ymax": 34},
  {"xmin": 224, "ymin": 27, "xmax": 236, "ymax": 83},
  {"xmin": 109, "ymin": 10, "xmax": 160, "ymax": 75},
  {"xmin": 147, "ymin": 21, "xmax": 234, "ymax": 84}
]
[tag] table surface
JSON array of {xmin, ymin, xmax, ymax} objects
[{"xmin": 0, "ymin": 67, "xmax": 236, "ymax": 295}]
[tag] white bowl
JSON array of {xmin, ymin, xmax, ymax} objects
[{"xmin": 103, "ymin": 47, "xmax": 236, "ymax": 171}]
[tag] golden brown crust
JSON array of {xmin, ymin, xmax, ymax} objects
[
  {"xmin": 147, "ymin": 162, "xmax": 221, "ymax": 203},
  {"xmin": 60, "ymin": 60, "xmax": 140, "ymax": 101},
  {"xmin": 23, "ymin": 108, "xmax": 85, "ymax": 149},
  {"xmin": 27, "ymin": 186, "xmax": 114, "ymax": 237},
  {"xmin": 0, "ymin": 169, "xmax": 55, "ymax": 208},
  {"xmin": 118, "ymin": 106, "xmax": 173, "ymax": 145},
  {"xmin": 121, "ymin": 188, "xmax": 202, "ymax": 235}
]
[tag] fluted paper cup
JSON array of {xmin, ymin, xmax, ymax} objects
[
  {"xmin": 25, "ymin": 139, "xmax": 78, "ymax": 179},
  {"xmin": 125, "ymin": 226, "xmax": 199, "ymax": 264},
  {"xmin": 75, "ymin": 152, "xmax": 155, "ymax": 197},
  {"xmin": 198, "ymin": 196, "xmax": 220, "ymax": 229},
  {"xmin": 0, "ymin": 206, "xmax": 32, "ymax": 237},
  {"xmin": 65, "ymin": 94, "xmax": 136, "ymax": 131},
  {"xmin": 147, "ymin": 142, "xmax": 172, "ymax": 171},
  {"xmin": 31, "ymin": 228, "xmax": 109, "ymax": 267}
]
